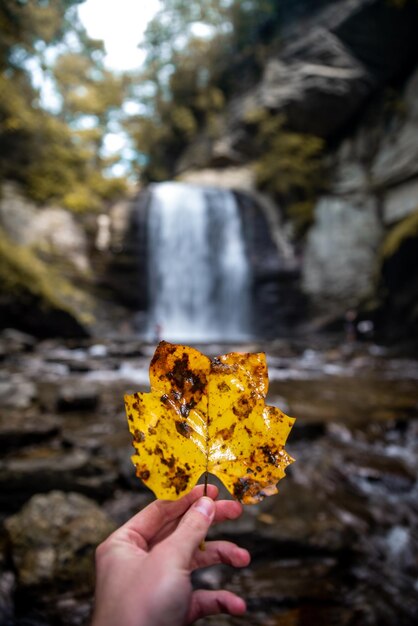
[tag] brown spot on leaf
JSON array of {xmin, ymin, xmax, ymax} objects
[
  {"xmin": 163, "ymin": 454, "xmax": 176, "ymax": 469},
  {"xmin": 261, "ymin": 445, "xmax": 277, "ymax": 465},
  {"xmin": 180, "ymin": 400, "xmax": 195, "ymax": 417},
  {"xmin": 210, "ymin": 357, "xmax": 232, "ymax": 374},
  {"xmin": 233, "ymin": 476, "xmax": 263, "ymax": 503},
  {"xmin": 175, "ymin": 420, "xmax": 192, "ymax": 438},
  {"xmin": 217, "ymin": 423, "xmax": 236, "ymax": 441},
  {"xmin": 232, "ymin": 396, "xmax": 254, "ymax": 419},
  {"xmin": 134, "ymin": 429, "xmax": 145, "ymax": 444},
  {"xmin": 153, "ymin": 445, "xmax": 175, "ymax": 468},
  {"xmin": 167, "ymin": 465, "xmax": 190, "ymax": 495}
]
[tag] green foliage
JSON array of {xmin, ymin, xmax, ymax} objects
[
  {"xmin": 381, "ymin": 211, "xmax": 418, "ymax": 259},
  {"xmin": 24, "ymin": 117, "xmax": 84, "ymax": 202},
  {"xmin": 62, "ymin": 174, "xmax": 127, "ymax": 213},
  {"xmin": 130, "ymin": 0, "xmax": 282, "ymax": 181},
  {"xmin": 249, "ymin": 111, "xmax": 325, "ymax": 235},
  {"xmin": 0, "ymin": 0, "xmax": 82, "ymax": 70},
  {"xmin": 53, "ymin": 50, "xmax": 127, "ymax": 124},
  {"xmin": 0, "ymin": 1, "xmax": 130, "ymax": 212},
  {"xmin": 0, "ymin": 225, "xmax": 70, "ymax": 309}
]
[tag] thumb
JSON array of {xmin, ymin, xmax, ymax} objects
[{"xmin": 164, "ymin": 497, "xmax": 215, "ymax": 568}]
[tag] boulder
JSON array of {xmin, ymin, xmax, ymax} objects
[
  {"xmin": 0, "ymin": 328, "xmax": 36, "ymax": 352},
  {"xmin": 179, "ymin": 0, "xmax": 418, "ymax": 170},
  {"xmin": 56, "ymin": 383, "xmax": 99, "ymax": 412},
  {"xmin": 371, "ymin": 119, "xmax": 418, "ymax": 187},
  {"xmin": 0, "ymin": 412, "xmax": 60, "ymax": 450},
  {"xmin": 0, "ymin": 375, "xmax": 37, "ymax": 410},
  {"xmin": 5, "ymin": 491, "xmax": 115, "ymax": 588},
  {"xmin": 371, "ymin": 67, "xmax": 418, "ymax": 186},
  {"xmin": 383, "ymin": 178, "xmax": 418, "ymax": 225},
  {"xmin": 302, "ymin": 195, "xmax": 383, "ymax": 308},
  {"xmin": 101, "ymin": 197, "xmax": 146, "ymax": 310},
  {"xmin": 0, "ymin": 184, "xmax": 90, "ymax": 275},
  {"xmin": 329, "ymin": 157, "xmax": 369, "ymax": 196},
  {"xmin": 180, "ymin": 166, "xmax": 256, "ymax": 191},
  {"xmin": 254, "ymin": 0, "xmax": 418, "ymax": 139},
  {"xmin": 29, "ymin": 208, "xmax": 91, "ymax": 275},
  {"xmin": 0, "ymin": 572, "xmax": 14, "ymax": 625},
  {"xmin": 0, "ymin": 448, "xmax": 117, "ymax": 510},
  {"xmin": 0, "ymin": 182, "xmax": 37, "ymax": 244},
  {"xmin": 251, "ymin": 30, "xmax": 373, "ymax": 137}
]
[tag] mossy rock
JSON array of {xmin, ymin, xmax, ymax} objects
[
  {"xmin": 381, "ymin": 210, "xmax": 418, "ymax": 260},
  {"xmin": 0, "ymin": 227, "xmax": 91, "ymax": 337}
]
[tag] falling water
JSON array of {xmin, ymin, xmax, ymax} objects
[{"xmin": 147, "ymin": 182, "xmax": 251, "ymax": 342}]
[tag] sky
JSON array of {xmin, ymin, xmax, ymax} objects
[
  {"xmin": 78, "ymin": 0, "xmax": 161, "ymax": 71},
  {"xmin": 76, "ymin": 0, "xmax": 162, "ymax": 173}
]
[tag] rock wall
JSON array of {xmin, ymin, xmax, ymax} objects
[
  {"xmin": 0, "ymin": 183, "xmax": 90, "ymax": 275},
  {"xmin": 302, "ymin": 64, "xmax": 418, "ymax": 336},
  {"xmin": 177, "ymin": 0, "xmax": 418, "ymax": 338},
  {"xmin": 178, "ymin": 0, "xmax": 418, "ymax": 171},
  {"xmin": 302, "ymin": 196, "xmax": 383, "ymax": 307}
]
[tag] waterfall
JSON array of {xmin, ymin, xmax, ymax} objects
[{"xmin": 146, "ymin": 182, "xmax": 251, "ymax": 342}]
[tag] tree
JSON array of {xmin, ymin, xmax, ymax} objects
[
  {"xmin": 0, "ymin": 0, "xmax": 129, "ymax": 211},
  {"xmin": 128, "ymin": 0, "xmax": 284, "ymax": 182},
  {"xmin": 0, "ymin": 0, "xmax": 83, "ymax": 70}
]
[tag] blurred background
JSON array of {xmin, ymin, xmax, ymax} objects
[{"xmin": 1, "ymin": 0, "xmax": 418, "ymax": 624}]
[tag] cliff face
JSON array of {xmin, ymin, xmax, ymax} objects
[{"xmin": 177, "ymin": 0, "xmax": 418, "ymax": 338}]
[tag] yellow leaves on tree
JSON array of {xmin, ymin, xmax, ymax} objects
[{"xmin": 125, "ymin": 341, "xmax": 295, "ymax": 504}]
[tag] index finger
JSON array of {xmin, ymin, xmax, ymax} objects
[{"xmin": 116, "ymin": 484, "xmax": 219, "ymax": 547}]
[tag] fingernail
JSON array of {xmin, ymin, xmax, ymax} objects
[{"xmin": 193, "ymin": 497, "xmax": 215, "ymax": 520}]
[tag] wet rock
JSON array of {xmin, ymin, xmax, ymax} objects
[
  {"xmin": 88, "ymin": 344, "xmax": 108, "ymax": 358},
  {"xmin": 29, "ymin": 208, "xmax": 90, "ymax": 275},
  {"xmin": 102, "ymin": 490, "xmax": 153, "ymax": 526},
  {"xmin": 0, "ymin": 376, "xmax": 37, "ymax": 410},
  {"xmin": 0, "ymin": 328, "xmax": 36, "ymax": 353},
  {"xmin": 54, "ymin": 592, "xmax": 93, "ymax": 626},
  {"xmin": 371, "ymin": 67, "xmax": 418, "ymax": 187},
  {"xmin": 289, "ymin": 421, "xmax": 325, "ymax": 441},
  {"xmin": 383, "ymin": 178, "xmax": 418, "ymax": 226},
  {"xmin": 227, "ymin": 555, "xmax": 346, "ymax": 613},
  {"xmin": 0, "ymin": 413, "xmax": 60, "ymax": 451},
  {"xmin": 0, "ymin": 448, "xmax": 117, "ymax": 510},
  {"xmin": 302, "ymin": 195, "xmax": 383, "ymax": 309},
  {"xmin": 330, "ymin": 159, "xmax": 369, "ymax": 196},
  {"xmin": 0, "ymin": 571, "xmax": 15, "ymax": 625},
  {"xmin": 118, "ymin": 445, "xmax": 143, "ymax": 489},
  {"xmin": 5, "ymin": 491, "xmax": 115, "ymax": 589},
  {"xmin": 57, "ymin": 384, "xmax": 99, "ymax": 412},
  {"xmin": 254, "ymin": 480, "xmax": 359, "ymax": 553},
  {"xmin": 252, "ymin": 31, "xmax": 372, "ymax": 137},
  {"xmin": 106, "ymin": 340, "xmax": 146, "ymax": 358},
  {"xmin": 192, "ymin": 564, "xmax": 226, "ymax": 591},
  {"xmin": 194, "ymin": 0, "xmax": 418, "ymax": 170},
  {"xmin": 0, "ymin": 182, "xmax": 37, "ymax": 245}
]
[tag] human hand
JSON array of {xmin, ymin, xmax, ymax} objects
[{"xmin": 92, "ymin": 484, "xmax": 251, "ymax": 626}]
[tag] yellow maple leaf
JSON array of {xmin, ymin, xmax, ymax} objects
[{"xmin": 125, "ymin": 341, "xmax": 295, "ymax": 504}]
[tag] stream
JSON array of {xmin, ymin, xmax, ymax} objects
[{"xmin": 0, "ymin": 330, "xmax": 417, "ymax": 625}]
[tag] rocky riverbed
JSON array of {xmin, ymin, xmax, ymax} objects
[{"xmin": 0, "ymin": 329, "xmax": 417, "ymax": 625}]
